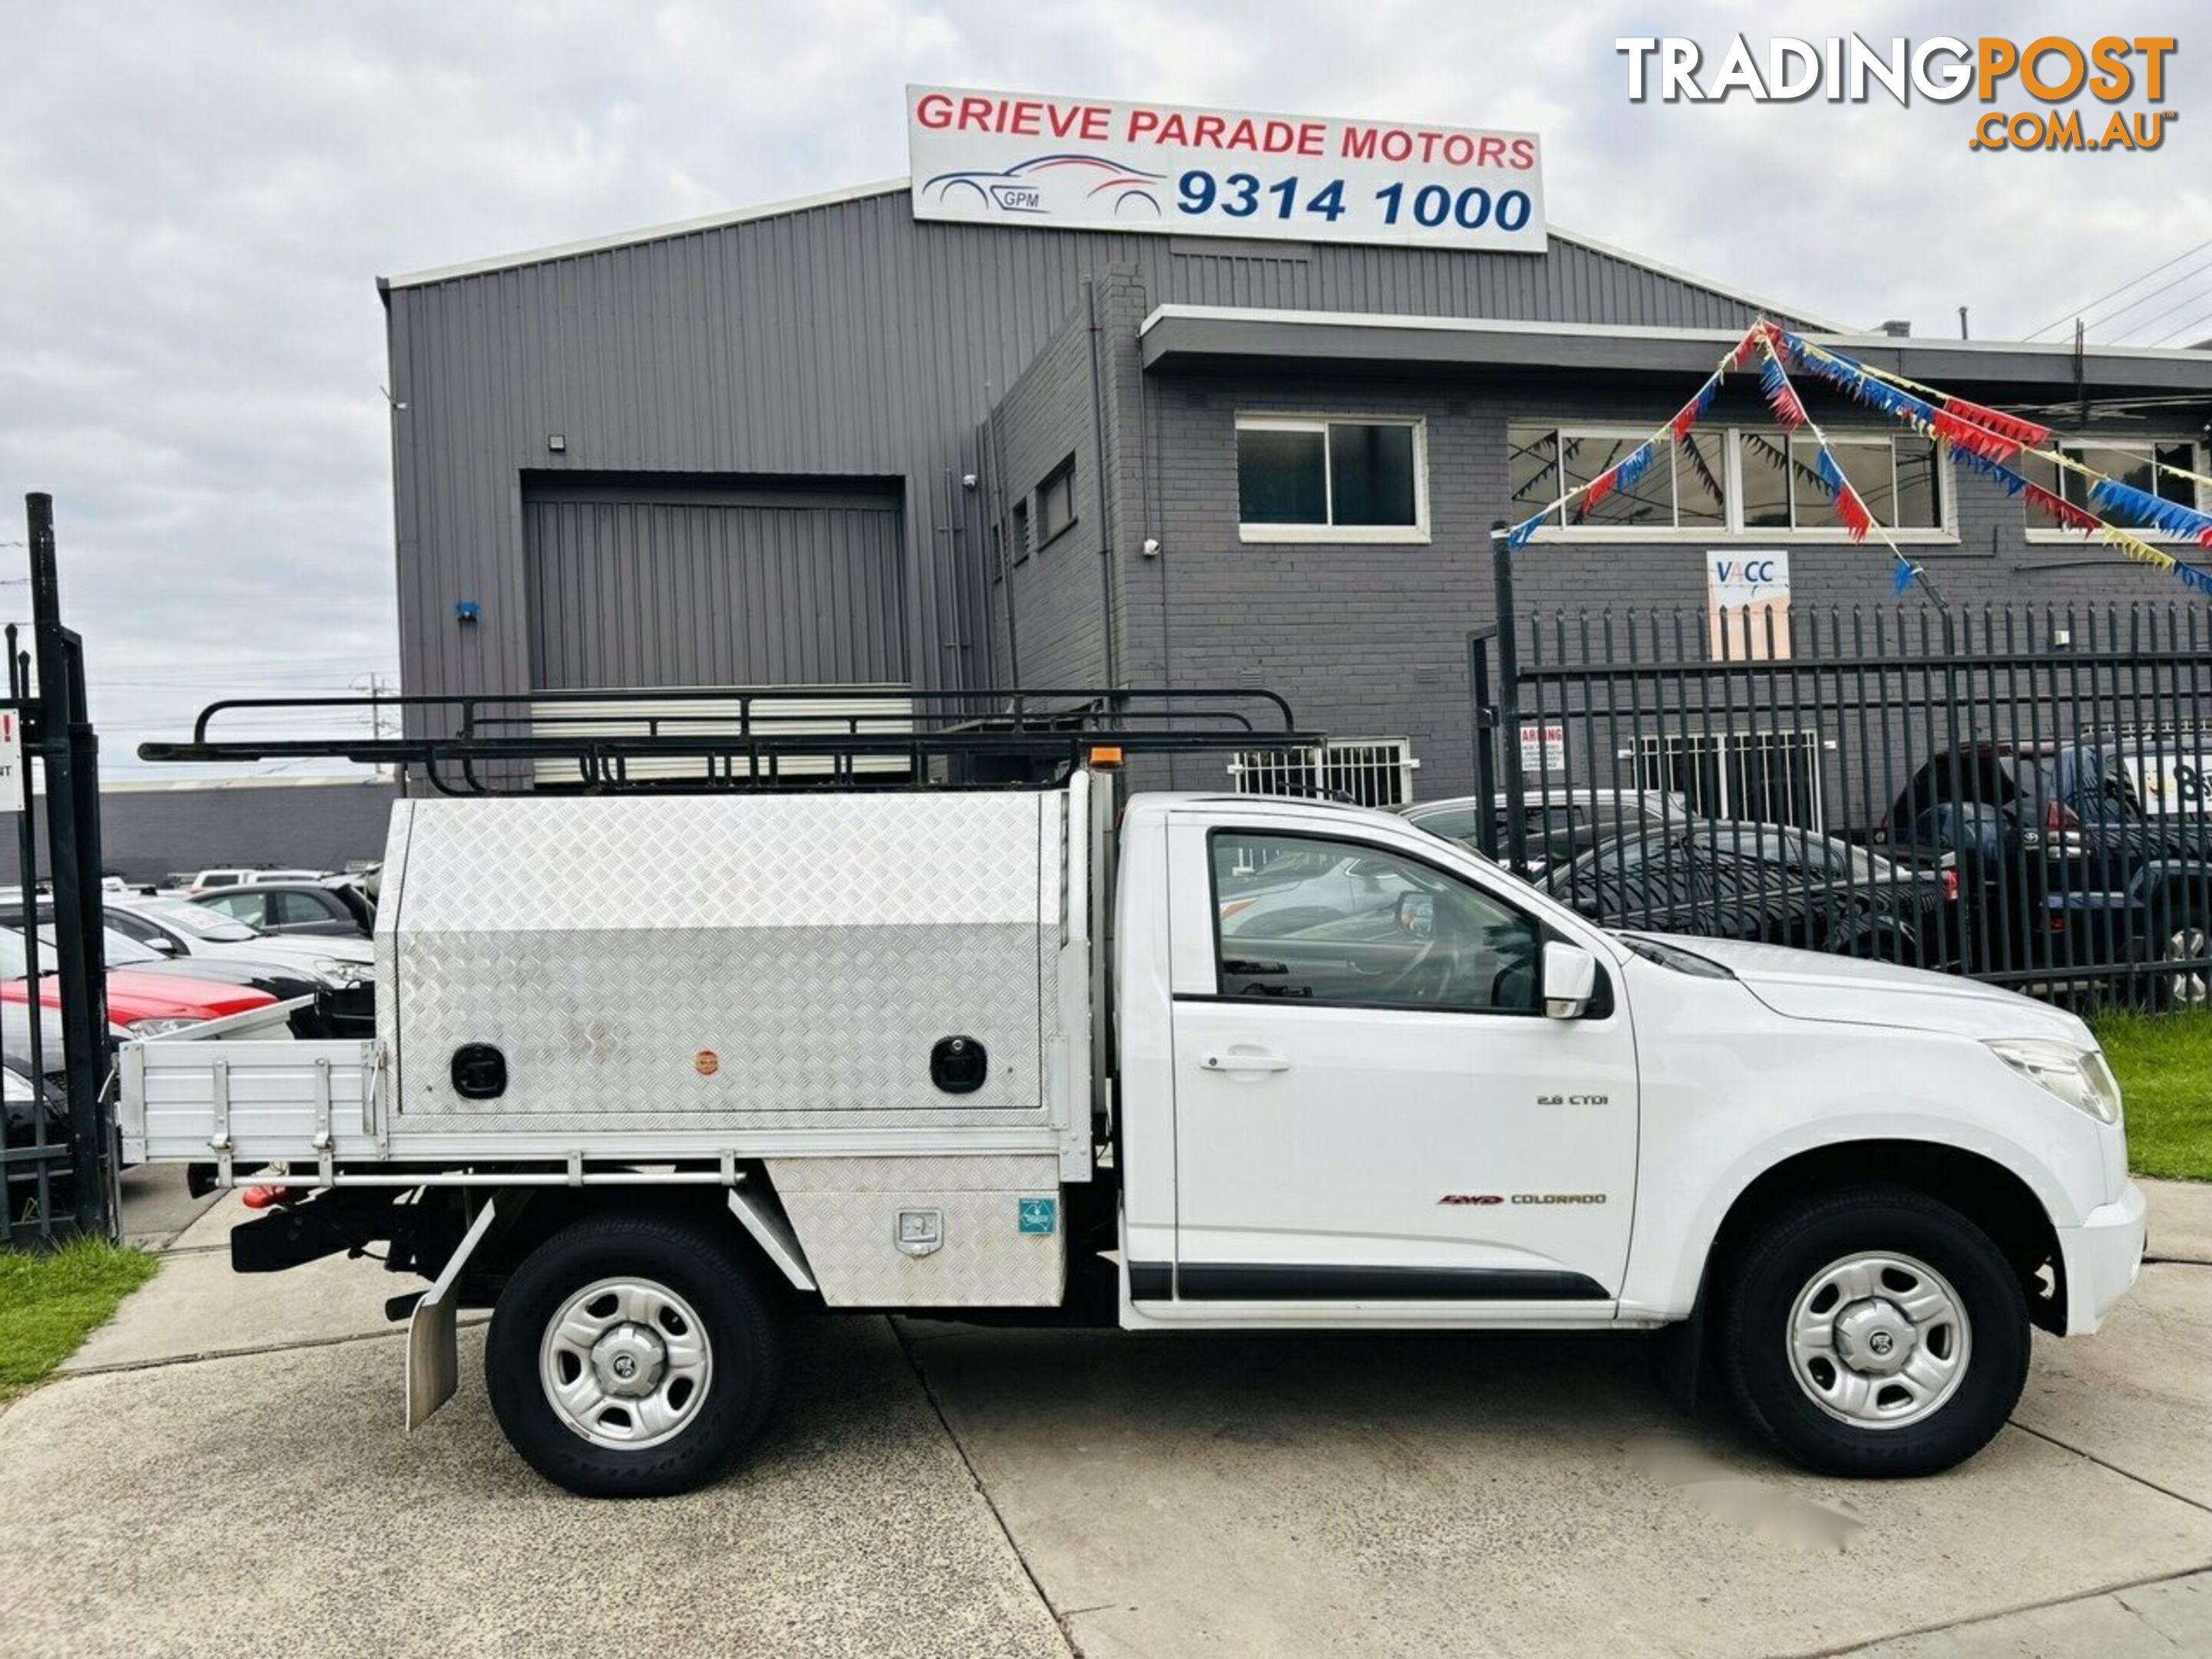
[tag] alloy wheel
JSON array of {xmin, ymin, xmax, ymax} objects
[{"xmin": 2165, "ymin": 924, "xmax": 2210, "ymax": 1007}]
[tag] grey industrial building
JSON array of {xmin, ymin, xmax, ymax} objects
[{"xmin": 377, "ymin": 177, "xmax": 2212, "ymax": 810}]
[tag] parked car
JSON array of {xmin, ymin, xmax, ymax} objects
[
  {"xmin": 104, "ymin": 896, "xmax": 373, "ymax": 979},
  {"xmin": 0, "ymin": 926, "xmax": 276, "ymax": 1038},
  {"xmin": 197, "ymin": 879, "xmax": 373, "ymax": 939},
  {"xmin": 89, "ymin": 923, "xmax": 364, "ymax": 1029},
  {"xmin": 1398, "ymin": 788, "xmax": 1696, "ymax": 875},
  {"xmin": 183, "ymin": 866, "xmax": 324, "ymax": 898},
  {"xmin": 1545, "ymin": 822, "xmax": 1955, "ymax": 965},
  {"xmin": 2, "ymin": 1052, "xmax": 70, "ymax": 1224},
  {"xmin": 1879, "ymin": 742, "xmax": 2212, "ymax": 1002}
]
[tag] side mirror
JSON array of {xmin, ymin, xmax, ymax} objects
[
  {"xmin": 1396, "ymin": 892, "xmax": 1435, "ymax": 939},
  {"xmin": 145, "ymin": 935, "xmax": 180, "ymax": 956},
  {"xmin": 1541, "ymin": 941, "xmax": 1599, "ymax": 1019}
]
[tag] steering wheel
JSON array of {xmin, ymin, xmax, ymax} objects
[{"xmin": 1366, "ymin": 931, "xmax": 1459, "ymax": 1005}]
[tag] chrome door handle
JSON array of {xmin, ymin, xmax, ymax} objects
[{"xmin": 1202, "ymin": 1052, "xmax": 1290, "ymax": 1073}]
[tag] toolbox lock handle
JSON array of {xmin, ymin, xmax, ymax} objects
[
  {"xmin": 450, "ymin": 1043, "xmax": 508, "ymax": 1101},
  {"xmin": 929, "ymin": 1035, "xmax": 988, "ymax": 1095}
]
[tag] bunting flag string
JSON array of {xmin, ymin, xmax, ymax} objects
[
  {"xmin": 1670, "ymin": 372, "xmax": 1720, "ymax": 441},
  {"xmin": 2023, "ymin": 480, "xmax": 2101, "ymax": 534},
  {"xmin": 1942, "ymin": 397, "xmax": 2052, "ymax": 450},
  {"xmin": 1757, "ymin": 355, "xmax": 1807, "ymax": 430},
  {"xmin": 2090, "ymin": 478, "xmax": 2212, "ymax": 548},
  {"xmin": 1497, "ymin": 326, "xmax": 1760, "ymax": 551},
  {"xmin": 1837, "ymin": 376, "xmax": 2208, "ymax": 594},
  {"xmin": 1784, "ymin": 329, "xmax": 2212, "ymax": 549},
  {"xmin": 1496, "ymin": 313, "xmax": 2211, "ymax": 603},
  {"xmin": 1754, "ymin": 329, "xmax": 1932, "ymax": 600}
]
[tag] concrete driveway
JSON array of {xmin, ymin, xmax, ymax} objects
[{"xmin": 1, "ymin": 1184, "xmax": 2207, "ymax": 1659}]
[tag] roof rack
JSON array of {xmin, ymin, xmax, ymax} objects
[{"xmin": 137, "ymin": 685, "xmax": 1322, "ymax": 796}]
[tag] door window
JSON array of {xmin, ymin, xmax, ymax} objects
[
  {"xmin": 272, "ymin": 891, "xmax": 335, "ymax": 927},
  {"xmin": 1210, "ymin": 833, "xmax": 1541, "ymax": 1013},
  {"xmin": 1408, "ymin": 806, "xmax": 1481, "ymax": 848},
  {"xmin": 204, "ymin": 891, "xmax": 271, "ymax": 927}
]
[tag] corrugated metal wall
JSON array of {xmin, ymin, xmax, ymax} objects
[
  {"xmin": 523, "ymin": 481, "xmax": 906, "ymax": 690},
  {"xmin": 385, "ymin": 190, "xmax": 1795, "ymax": 710}
]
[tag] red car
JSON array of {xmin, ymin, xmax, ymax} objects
[{"xmin": 1, "ymin": 929, "xmax": 275, "ymax": 1038}]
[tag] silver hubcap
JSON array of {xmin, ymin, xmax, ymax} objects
[
  {"xmin": 540, "ymin": 1277, "xmax": 712, "ymax": 1450},
  {"xmin": 1786, "ymin": 1252, "xmax": 1970, "ymax": 1430},
  {"xmin": 2167, "ymin": 926, "xmax": 2209, "ymax": 1005}
]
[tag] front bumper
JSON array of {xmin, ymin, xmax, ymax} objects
[{"xmin": 2058, "ymin": 1180, "xmax": 2148, "ymax": 1336}]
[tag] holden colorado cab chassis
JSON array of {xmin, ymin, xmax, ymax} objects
[{"xmin": 120, "ymin": 763, "xmax": 2146, "ymax": 1496}]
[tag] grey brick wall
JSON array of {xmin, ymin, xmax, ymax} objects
[
  {"xmin": 985, "ymin": 296, "xmax": 1111, "ymax": 687},
  {"xmin": 1131, "ymin": 368, "xmax": 2207, "ymax": 803}
]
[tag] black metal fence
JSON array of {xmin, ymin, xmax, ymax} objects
[
  {"xmin": 1472, "ymin": 599, "xmax": 2212, "ymax": 1005},
  {"xmin": 2, "ymin": 494, "xmax": 114, "ymax": 1244}
]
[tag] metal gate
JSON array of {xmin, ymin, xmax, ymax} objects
[
  {"xmin": 2, "ymin": 495, "xmax": 115, "ymax": 1243},
  {"xmin": 1472, "ymin": 580, "xmax": 2212, "ymax": 1002}
]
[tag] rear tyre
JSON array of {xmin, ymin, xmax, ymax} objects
[
  {"xmin": 1720, "ymin": 1186, "xmax": 2027, "ymax": 1478},
  {"xmin": 486, "ymin": 1210, "xmax": 783, "ymax": 1498}
]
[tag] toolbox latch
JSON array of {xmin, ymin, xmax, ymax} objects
[
  {"xmin": 929, "ymin": 1035, "xmax": 988, "ymax": 1094},
  {"xmin": 450, "ymin": 1043, "xmax": 508, "ymax": 1100}
]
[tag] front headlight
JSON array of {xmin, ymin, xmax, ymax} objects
[
  {"xmin": 1985, "ymin": 1038, "xmax": 2123, "ymax": 1124},
  {"xmin": 126, "ymin": 1016, "xmax": 205, "ymax": 1038}
]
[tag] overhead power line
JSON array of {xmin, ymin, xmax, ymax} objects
[
  {"xmin": 2025, "ymin": 235, "xmax": 2212, "ymax": 340},
  {"xmin": 2147, "ymin": 304, "xmax": 2212, "ymax": 349},
  {"xmin": 2111, "ymin": 282, "xmax": 2212, "ymax": 346},
  {"xmin": 2087, "ymin": 258, "xmax": 2212, "ymax": 338}
]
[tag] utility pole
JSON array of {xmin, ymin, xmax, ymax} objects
[{"xmin": 349, "ymin": 671, "xmax": 398, "ymax": 778}]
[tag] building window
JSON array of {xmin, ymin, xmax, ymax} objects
[
  {"xmin": 2018, "ymin": 441, "xmax": 2204, "ymax": 536},
  {"xmin": 1510, "ymin": 424, "xmax": 1945, "ymax": 537},
  {"xmin": 1634, "ymin": 729, "xmax": 1825, "ymax": 830},
  {"xmin": 1237, "ymin": 417, "xmax": 1427, "ymax": 541},
  {"xmin": 1009, "ymin": 497, "xmax": 1030, "ymax": 562},
  {"xmin": 1037, "ymin": 457, "xmax": 1077, "ymax": 545},
  {"xmin": 1228, "ymin": 738, "xmax": 1420, "ymax": 808}
]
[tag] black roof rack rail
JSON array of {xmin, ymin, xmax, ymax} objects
[{"xmin": 137, "ymin": 685, "xmax": 1324, "ymax": 796}]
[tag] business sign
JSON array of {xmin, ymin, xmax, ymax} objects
[
  {"xmin": 1707, "ymin": 549, "xmax": 1791, "ymax": 661},
  {"xmin": 907, "ymin": 84, "xmax": 1545, "ymax": 252}
]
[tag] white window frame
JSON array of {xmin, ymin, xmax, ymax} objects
[
  {"xmin": 1236, "ymin": 415, "xmax": 1431, "ymax": 545},
  {"xmin": 1227, "ymin": 738, "xmax": 1422, "ymax": 809},
  {"xmin": 1512, "ymin": 423, "xmax": 1959, "ymax": 545},
  {"xmin": 1632, "ymin": 728, "xmax": 1826, "ymax": 832},
  {"xmin": 2022, "ymin": 439, "xmax": 2209, "ymax": 545}
]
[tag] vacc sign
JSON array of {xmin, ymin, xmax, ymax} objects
[{"xmin": 907, "ymin": 84, "xmax": 1546, "ymax": 252}]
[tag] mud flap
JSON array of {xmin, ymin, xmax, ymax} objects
[{"xmin": 404, "ymin": 1197, "xmax": 499, "ymax": 1431}]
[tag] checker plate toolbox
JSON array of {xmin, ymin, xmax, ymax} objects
[{"xmin": 122, "ymin": 685, "xmax": 1318, "ymax": 1308}]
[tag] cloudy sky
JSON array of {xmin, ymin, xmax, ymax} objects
[{"xmin": 2, "ymin": 2, "xmax": 2204, "ymax": 773}]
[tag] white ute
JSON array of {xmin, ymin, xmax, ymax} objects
[{"xmin": 121, "ymin": 762, "xmax": 2146, "ymax": 1495}]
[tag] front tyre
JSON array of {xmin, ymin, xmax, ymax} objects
[
  {"xmin": 1720, "ymin": 1186, "xmax": 2028, "ymax": 1477},
  {"xmin": 486, "ymin": 1211, "xmax": 783, "ymax": 1497}
]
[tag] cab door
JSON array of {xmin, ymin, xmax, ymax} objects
[{"xmin": 1156, "ymin": 817, "xmax": 1638, "ymax": 1312}]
